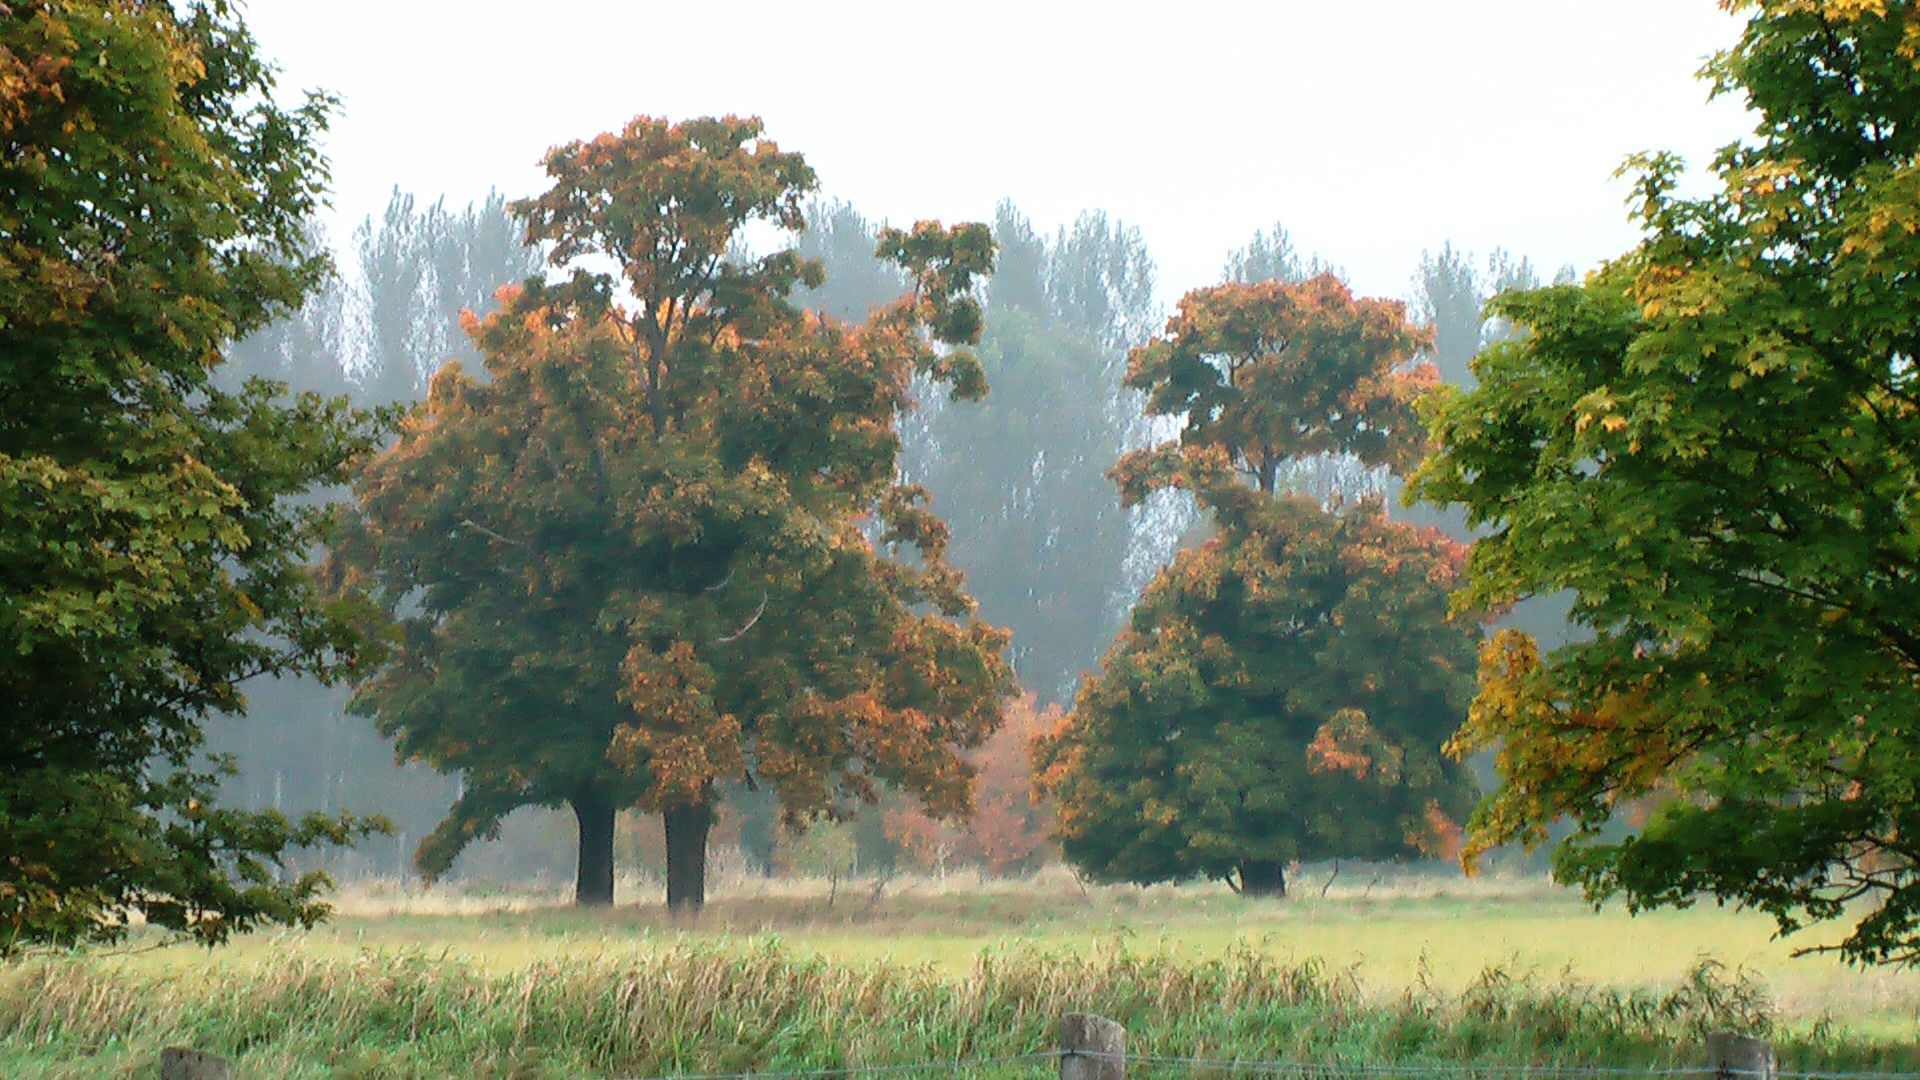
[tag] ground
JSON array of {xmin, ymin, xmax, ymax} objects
[{"xmin": 102, "ymin": 867, "xmax": 1920, "ymax": 1026}]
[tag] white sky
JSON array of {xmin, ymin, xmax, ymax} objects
[{"xmin": 244, "ymin": 0, "xmax": 1754, "ymax": 306}]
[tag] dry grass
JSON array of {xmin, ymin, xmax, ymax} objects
[
  {"xmin": 4, "ymin": 936, "xmax": 1907, "ymax": 1080},
  {"xmin": 96, "ymin": 866, "xmax": 1920, "ymax": 1027},
  {"xmin": 8, "ymin": 867, "xmax": 1920, "ymax": 1078}
]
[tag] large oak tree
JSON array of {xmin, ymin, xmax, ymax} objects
[
  {"xmin": 1037, "ymin": 275, "xmax": 1480, "ymax": 896},
  {"xmin": 1411, "ymin": 0, "xmax": 1920, "ymax": 964},
  {"xmin": 1, "ymin": 0, "xmax": 387, "ymax": 954},
  {"xmin": 340, "ymin": 116, "xmax": 1013, "ymax": 910}
]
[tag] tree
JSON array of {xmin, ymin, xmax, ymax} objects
[
  {"xmin": 353, "ymin": 189, "xmax": 546, "ymax": 405},
  {"xmin": 793, "ymin": 198, "xmax": 1164, "ymax": 705},
  {"xmin": 339, "ymin": 115, "xmax": 1014, "ymax": 911},
  {"xmin": 883, "ymin": 694, "xmax": 1060, "ymax": 876},
  {"xmin": 1036, "ymin": 275, "xmax": 1480, "ymax": 897},
  {"xmin": 1409, "ymin": 0, "xmax": 1920, "ymax": 964},
  {"xmin": 901, "ymin": 204, "xmax": 1159, "ymax": 702},
  {"xmin": 1410, "ymin": 243, "xmax": 1544, "ymax": 391},
  {"xmin": 1223, "ymin": 221, "xmax": 1335, "ymax": 287},
  {"xmin": 792, "ymin": 198, "xmax": 908, "ymax": 326},
  {"xmin": 0, "ymin": 0, "xmax": 387, "ymax": 954},
  {"xmin": 1411, "ymin": 243, "xmax": 1486, "ymax": 391}
]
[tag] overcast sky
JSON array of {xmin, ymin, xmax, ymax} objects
[{"xmin": 245, "ymin": 0, "xmax": 1754, "ymax": 306}]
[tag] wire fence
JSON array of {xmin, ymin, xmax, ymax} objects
[
  {"xmin": 156, "ymin": 1019, "xmax": 1918, "ymax": 1080},
  {"xmin": 592, "ymin": 1052, "xmax": 1920, "ymax": 1080}
]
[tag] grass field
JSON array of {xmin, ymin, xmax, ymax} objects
[{"xmin": 5, "ymin": 867, "xmax": 1920, "ymax": 1079}]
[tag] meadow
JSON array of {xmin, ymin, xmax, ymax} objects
[{"xmin": 5, "ymin": 867, "xmax": 1920, "ymax": 1080}]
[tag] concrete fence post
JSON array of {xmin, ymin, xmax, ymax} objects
[
  {"xmin": 1706, "ymin": 1032, "xmax": 1777, "ymax": 1080},
  {"xmin": 160, "ymin": 1047, "xmax": 231, "ymax": 1080},
  {"xmin": 1059, "ymin": 1012, "xmax": 1125, "ymax": 1080}
]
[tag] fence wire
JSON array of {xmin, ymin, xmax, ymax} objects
[
  {"xmin": 611, "ymin": 1053, "xmax": 1057, "ymax": 1080},
  {"xmin": 609, "ymin": 1052, "xmax": 1920, "ymax": 1080}
]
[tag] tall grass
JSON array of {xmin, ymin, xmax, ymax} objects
[{"xmin": 2, "ymin": 943, "xmax": 1912, "ymax": 1080}]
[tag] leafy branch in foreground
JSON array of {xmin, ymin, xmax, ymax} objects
[
  {"xmin": 2, "ymin": 0, "xmax": 390, "ymax": 955},
  {"xmin": 1412, "ymin": 0, "xmax": 1920, "ymax": 964}
]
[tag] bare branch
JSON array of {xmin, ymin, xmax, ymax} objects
[
  {"xmin": 460, "ymin": 519, "xmax": 524, "ymax": 547},
  {"xmin": 716, "ymin": 590, "xmax": 769, "ymax": 643}
]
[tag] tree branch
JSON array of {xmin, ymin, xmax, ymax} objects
[
  {"xmin": 460, "ymin": 519, "xmax": 524, "ymax": 547},
  {"xmin": 715, "ymin": 591, "xmax": 769, "ymax": 644}
]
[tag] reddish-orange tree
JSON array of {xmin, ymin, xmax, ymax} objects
[
  {"xmin": 338, "ymin": 116, "xmax": 1013, "ymax": 910},
  {"xmin": 882, "ymin": 694, "xmax": 1059, "ymax": 875},
  {"xmin": 1037, "ymin": 275, "xmax": 1480, "ymax": 897}
]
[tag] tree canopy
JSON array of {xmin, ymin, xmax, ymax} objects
[
  {"xmin": 1411, "ymin": 0, "xmax": 1920, "ymax": 964},
  {"xmin": 0, "ymin": 0, "xmax": 386, "ymax": 954},
  {"xmin": 339, "ymin": 115, "xmax": 1014, "ymax": 911},
  {"xmin": 1038, "ymin": 275, "xmax": 1479, "ymax": 897}
]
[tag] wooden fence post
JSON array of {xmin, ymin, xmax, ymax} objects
[
  {"xmin": 1059, "ymin": 1012, "xmax": 1125, "ymax": 1080},
  {"xmin": 160, "ymin": 1047, "xmax": 232, "ymax": 1080},
  {"xmin": 1706, "ymin": 1032, "xmax": 1776, "ymax": 1080}
]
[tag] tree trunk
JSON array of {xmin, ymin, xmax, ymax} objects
[
  {"xmin": 571, "ymin": 791, "xmax": 616, "ymax": 907},
  {"xmin": 664, "ymin": 799, "xmax": 714, "ymax": 913},
  {"xmin": 1238, "ymin": 860, "xmax": 1288, "ymax": 898}
]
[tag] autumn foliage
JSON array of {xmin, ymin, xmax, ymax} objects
[
  {"xmin": 882, "ymin": 695, "xmax": 1059, "ymax": 876},
  {"xmin": 338, "ymin": 116, "xmax": 1013, "ymax": 911},
  {"xmin": 1038, "ymin": 274, "xmax": 1481, "ymax": 897}
]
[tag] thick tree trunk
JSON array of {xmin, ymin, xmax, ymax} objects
[
  {"xmin": 571, "ymin": 791, "xmax": 616, "ymax": 908},
  {"xmin": 664, "ymin": 799, "xmax": 714, "ymax": 913},
  {"xmin": 1238, "ymin": 860, "xmax": 1288, "ymax": 898}
]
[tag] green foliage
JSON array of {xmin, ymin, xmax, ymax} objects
[
  {"xmin": 1411, "ymin": 0, "xmax": 1920, "ymax": 964},
  {"xmin": 0, "ymin": 0, "xmax": 389, "ymax": 953},
  {"xmin": 1042, "ymin": 275, "xmax": 1480, "ymax": 895},
  {"xmin": 338, "ymin": 115, "xmax": 1014, "ymax": 911},
  {"xmin": 1038, "ymin": 494, "xmax": 1480, "ymax": 893}
]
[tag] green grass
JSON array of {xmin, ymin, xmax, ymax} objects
[{"xmin": 4, "ymin": 871, "xmax": 1919, "ymax": 1079}]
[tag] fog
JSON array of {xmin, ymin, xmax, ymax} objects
[{"xmin": 244, "ymin": 0, "xmax": 1751, "ymax": 302}]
